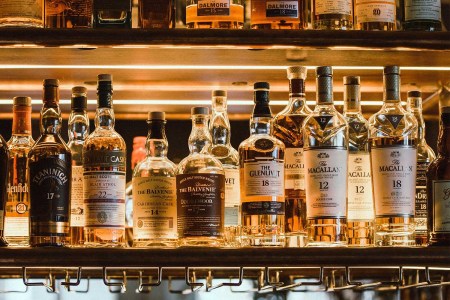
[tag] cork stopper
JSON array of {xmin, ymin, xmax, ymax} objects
[
  {"xmin": 191, "ymin": 106, "xmax": 209, "ymax": 115},
  {"xmin": 72, "ymin": 86, "xmax": 87, "ymax": 95},
  {"xmin": 408, "ymin": 90, "xmax": 421, "ymax": 98},
  {"xmin": 316, "ymin": 66, "xmax": 333, "ymax": 104},
  {"xmin": 13, "ymin": 96, "xmax": 32, "ymax": 106},
  {"xmin": 43, "ymin": 79, "xmax": 59, "ymax": 87},
  {"xmin": 212, "ymin": 90, "xmax": 227, "ymax": 97},
  {"xmin": 98, "ymin": 74, "xmax": 113, "ymax": 82},
  {"xmin": 148, "ymin": 111, "xmax": 165, "ymax": 120},
  {"xmin": 287, "ymin": 66, "xmax": 307, "ymax": 80},
  {"xmin": 43, "ymin": 78, "xmax": 59, "ymax": 107}
]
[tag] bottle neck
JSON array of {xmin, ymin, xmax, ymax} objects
[
  {"xmin": 12, "ymin": 105, "xmax": 32, "ymax": 136},
  {"xmin": 189, "ymin": 116, "xmax": 211, "ymax": 154},
  {"xmin": 146, "ymin": 120, "xmax": 168, "ymax": 157},
  {"xmin": 68, "ymin": 110, "xmax": 89, "ymax": 142},
  {"xmin": 210, "ymin": 102, "xmax": 231, "ymax": 146},
  {"xmin": 250, "ymin": 116, "xmax": 272, "ymax": 135},
  {"xmin": 40, "ymin": 105, "xmax": 62, "ymax": 135},
  {"xmin": 344, "ymin": 84, "xmax": 361, "ymax": 113},
  {"xmin": 383, "ymin": 73, "xmax": 401, "ymax": 103},
  {"xmin": 289, "ymin": 79, "xmax": 307, "ymax": 107},
  {"xmin": 438, "ymin": 110, "xmax": 450, "ymax": 156},
  {"xmin": 95, "ymin": 107, "xmax": 115, "ymax": 129},
  {"xmin": 316, "ymin": 75, "xmax": 333, "ymax": 105}
]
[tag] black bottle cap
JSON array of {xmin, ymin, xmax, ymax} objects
[
  {"xmin": 97, "ymin": 74, "xmax": 113, "ymax": 108},
  {"xmin": 212, "ymin": 90, "xmax": 227, "ymax": 97},
  {"xmin": 191, "ymin": 106, "xmax": 209, "ymax": 115},
  {"xmin": 343, "ymin": 76, "xmax": 360, "ymax": 85},
  {"xmin": 148, "ymin": 111, "xmax": 165, "ymax": 120},
  {"xmin": 254, "ymin": 82, "xmax": 270, "ymax": 90},
  {"xmin": 71, "ymin": 86, "xmax": 87, "ymax": 111},
  {"xmin": 316, "ymin": 66, "xmax": 333, "ymax": 77},
  {"xmin": 43, "ymin": 78, "xmax": 59, "ymax": 87},
  {"xmin": 384, "ymin": 65, "xmax": 400, "ymax": 75},
  {"xmin": 408, "ymin": 90, "xmax": 421, "ymax": 98}
]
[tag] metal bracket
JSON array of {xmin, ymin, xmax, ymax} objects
[
  {"xmin": 102, "ymin": 267, "xmax": 127, "ymax": 293},
  {"xmin": 61, "ymin": 267, "xmax": 82, "ymax": 291},
  {"xmin": 137, "ymin": 267, "xmax": 163, "ymax": 293},
  {"xmin": 269, "ymin": 267, "xmax": 325, "ymax": 292},
  {"xmin": 205, "ymin": 267, "xmax": 244, "ymax": 292},
  {"xmin": 185, "ymin": 267, "xmax": 203, "ymax": 292},
  {"xmin": 22, "ymin": 267, "xmax": 56, "ymax": 293}
]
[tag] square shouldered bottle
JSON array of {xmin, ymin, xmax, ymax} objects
[
  {"xmin": 186, "ymin": 0, "xmax": 244, "ymax": 28},
  {"xmin": 0, "ymin": 0, "xmax": 44, "ymax": 27},
  {"xmin": 311, "ymin": 0, "xmax": 353, "ymax": 29},
  {"xmin": 45, "ymin": 0, "xmax": 93, "ymax": 28},
  {"xmin": 93, "ymin": 0, "xmax": 131, "ymax": 28},
  {"xmin": 354, "ymin": 0, "xmax": 397, "ymax": 30},
  {"xmin": 250, "ymin": 0, "xmax": 308, "ymax": 29}
]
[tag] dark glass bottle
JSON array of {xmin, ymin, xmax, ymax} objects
[
  {"xmin": 93, "ymin": 0, "xmax": 131, "ymax": 28},
  {"xmin": 402, "ymin": 0, "xmax": 442, "ymax": 31},
  {"xmin": 0, "ymin": 134, "xmax": 9, "ymax": 247}
]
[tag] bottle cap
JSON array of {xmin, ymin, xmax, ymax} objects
[
  {"xmin": 98, "ymin": 74, "xmax": 113, "ymax": 82},
  {"xmin": 254, "ymin": 82, "xmax": 270, "ymax": 89},
  {"xmin": 212, "ymin": 90, "xmax": 227, "ymax": 97},
  {"xmin": 72, "ymin": 86, "xmax": 87, "ymax": 94},
  {"xmin": 316, "ymin": 66, "xmax": 333, "ymax": 77},
  {"xmin": 287, "ymin": 66, "xmax": 307, "ymax": 80},
  {"xmin": 384, "ymin": 65, "xmax": 400, "ymax": 75},
  {"xmin": 71, "ymin": 86, "xmax": 87, "ymax": 111},
  {"xmin": 343, "ymin": 76, "xmax": 360, "ymax": 85},
  {"xmin": 13, "ymin": 96, "xmax": 32, "ymax": 106},
  {"xmin": 148, "ymin": 111, "xmax": 165, "ymax": 120},
  {"xmin": 408, "ymin": 90, "xmax": 421, "ymax": 98},
  {"xmin": 43, "ymin": 79, "xmax": 59, "ymax": 87},
  {"xmin": 191, "ymin": 106, "xmax": 209, "ymax": 115}
]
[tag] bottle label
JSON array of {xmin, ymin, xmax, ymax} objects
[
  {"xmin": 355, "ymin": 0, "xmax": 396, "ymax": 23},
  {"xmin": 266, "ymin": 1, "xmax": 298, "ymax": 18},
  {"xmin": 313, "ymin": 115, "xmax": 333, "ymax": 130},
  {"xmin": 415, "ymin": 161, "xmax": 429, "ymax": 232},
  {"xmin": 433, "ymin": 180, "xmax": 450, "ymax": 233},
  {"xmin": 404, "ymin": 0, "xmax": 441, "ymax": 21},
  {"xmin": 176, "ymin": 174, "xmax": 225, "ymax": 237},
  {"xmin": 241, "ymin": 201, "xmax": 285, "ymax": 215},
  {"xmin": 132, "ymin": 177, "xmax": 177, "ymax": 239},
  {"xmin": 304, "ymin": 148, "xmax": 348, "ymax": 219},
  {"xmin": 83, "ymin": 149, "xmax": 126, "ymax": 169},
  {"xmin": 4, "ymin": 216, "xmax": 28, "ymax": 237},
  {"xmin": 29, "ymin": 157, "xmax": 70, "ymax": 235},
  {"xmin": 243, "ymin": 161, "xmax": 284, "ymax": 197},
  {"xmin": 0, "ymin": 0, "xmax": 43, "ymax": 19},
  {"xmin": 347, "ymin": 153, "xmax": 374, "ymax": 220},
  {"xmin": 314, "ymin": 0, "xmax": 352, "ymax": 15},
  {"xmin": 70, "ymin": 166, "xmax": 84, "ymax": 227},
  {"xmin": 197, "ymin": 0, "xmax": 230, "ymax": 16},
  {"xmin": 224, "ymin": 168, "xmax": 240, "ymax": 226},
  {"xmin": 284, "ymin": 148, "xmax": 305, "ymax": 190},
  {"xmin": 45, "ymin": 0, "xmax": 69, "ymax": 16},
  {"xmin": 371, "ymin": 147, "xmax": 417, "ymax": 217}
]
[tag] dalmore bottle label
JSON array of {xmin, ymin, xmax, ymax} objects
[
  {"xmin": 284, "ymin": 148, "xmax": 305, "ymax": 190},
  {"xmin": 355, "ymin": 0, "xmax": 396, "ymax": 23},
  {"xmin": 71, "ymin": 165, "xmax": 84, "ymax": 227},
  {"xmin": 433, "ymin": 180, "xmax": 450, "ymax": 233},
  {"xmin": 347, "ymin": 153, "xmax": 374, "ymax": 220},
  {"xmin": 266, "ymin": 1, "xmax": 298, "ymax": 18},
  {"xmin": 197, "ymin": 0, "xmax": 230, "ymax": 16}
]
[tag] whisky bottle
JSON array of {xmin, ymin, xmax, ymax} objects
[
  {"xmin": 250, "ymin": 0, "xmax": 308, "ymax": 29},
  {"xmin": 45, "ymin": 0, "xmax": 93, "ymax": 28},
  {"xmin": 303, "ymin": 66, "xmax": 348, "ymax": 247},
  {"xmin": 239, "ymin": 82, "xmax": 286, "ymax": 247},
  {"xmin": 354, "ymin": 0, "xmax": 397, "ymax": 30},
  {"xmin": 0, "ymin": 0, "xmax": 43, "ymax": 27},
  {"xmin": 311, "ymin": 0, "xmax": 353, "ymax": 29},
  {"xmin": 406, "ymin": 90, "xmax": 435, "ymax": 246},
  {"xmin": 29, "ymin": 79, "xmax": 71, "ymax": 247},
  {"xmin": 272, "ymin": 66, "xmax": 311, "ymax": 247},
  {"xmin": 186, "ymin": 0, "xmax": 244, "ymax": 29},
  {"xmin": 402, "ymin": 0, "xmax": 441, "ymax": 31},
  {"xmin": 369, "ymin": 66, "xmax": 417, "ymax": 246},
  {"xmin": 139, "ymin": 0, "xmax": 174, "ymax": 28},
  {"xmin": 68, "ymin": 87, "xmax": 89, "ymax": 246},
  {"xmin": 83, "ymin": 74, "xmax": 127, "ymax": 247},
  {"xmin": 5, "ymin": 97, "xmax": 34, "ymax": 246},
  {"xmin": 209, "ymin": 90, "xmax": 240, "ymax": 247},
  {"xmin": 0, "ymin": 134, "xmax": 9, "ymax": 247},
  {"xmin": 93, "ymin": 0, "xmax": 132, "ymax": 28},
  {"xmin": 133, "ymin": 112, "xmax": 178, "ymax": 248},
  {"xmin": 177, "ymin": 107, "xmax": 225, "ymax": 247},
  {"xmin": 343, "ymin": 76, "xmax": 374, "ymax": 247}
]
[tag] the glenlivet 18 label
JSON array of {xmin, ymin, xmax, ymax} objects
[
  {"xmin": 347, "ymin": 153, "xmax": 374, "ymax": 220},
  {"xmin": 243, "ymin": 160, "xmax": 284, "ymax": 197},
  {"xmin": 197, "ymin": 0, "xmax": 230, "ymax": 16},
  {"xmin": 433, "ymin": 180, "xmax": 450, "ymax": 233},
  {"xmin": 266, "ymin": 1, "xmax": 298, "ymax": 18}
]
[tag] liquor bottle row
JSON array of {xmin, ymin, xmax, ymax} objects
[
  {"xmin": 0, "ymin": 0, "xmax": 443, "ymax": 31},
  {"xmin": 0, "ymin": 66, "xmax": 448, "ymax": 249}
]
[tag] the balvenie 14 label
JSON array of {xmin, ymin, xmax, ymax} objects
[
  {"xmin": 244, "ymin": 161, "xmax": 284, "ymax": 197},
  {"xmin": 433, "ymin": 180, "xmax": 450, "ymax": 233},
  {"xmin": 197, "ymin": 0, "xmax": 230, "ymax": 16},
  {"xmin": 304, "ymin": 148, "xmax": 347, "ymax": 219},
  {"xmin": 176, "ymin": 174, "xmax": 225, "ymax": 237},
  {"xmin": 71, "ymin": 165, "xmax": 85, "ymax": 227},
  {"xmin": 284, "ymin": 147, "xmax": 305, "ymax": 190},
  {"xmin": 266, "ymin": 1, "xmax": 298, "ymax": 18},
  {"xmin": 133, "ymin": 177, "xmax": 177, "ymax": 239},
  {"xmin": 29, "ymin": 157, "xmax": 70, "ymax": 235},
  {"xmin": 415, "ymin": 161, "xmax": 429, "ymax": 233},
  {"xmin": 347, "ymin": 153, "xmax": 374, "ymax": 220},
  {"xmin": 224, "ymin": 168, "xmax": 240, "ymax": 226},
  {"xmin": 83, "ymin": 149, "xmax": 126, "ymax": 168},
  {"xmin": 371, "ymin": 147, "xmax": 416, "ymax": 217}
]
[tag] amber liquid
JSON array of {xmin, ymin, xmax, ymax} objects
[
  {"xmin": 251, "ymin": 0, "xmax": 307, "ymax": 29},
  {"xmin": 139, "ymin": 0, "xmax": 173, "ymax": 28},
  {"xmin": 0, "ymin": 136, "xmax": 9, "ymax": 247},
  {"xmin": 186, "ymin": 3, "xmax": 244, "ymax": 28},
  {"xmin": 45, "ymin": 0, "xmax": 92, "ymax": 28},
  {"xmin": 311, "ymin": 0, "xmax": 353, "ymax": 29}
]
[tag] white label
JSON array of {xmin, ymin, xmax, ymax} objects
[
  {"xmin": 243, "ymin": 161, "xmax": 284, "ymax": 197},
  {"xmin": 71, "ymin": 166, "xmax": 84, "ymax": 227},
  {"xmin": 355, "ymin": 0, "xmax": 396, "ymax": 23},
  {"xmin": 224, "ymin": 168, "xmax": 240, "ymax": 226},
  {"xmin": 433, "ymin": 180, "xmax": 450, "ymax": 233},
  {"xmin": 4, "ymin": 217, "xmax": 28, "ymax": 237},
  {"xmin": 315, "ymin": 0, "xmax": 352, "ymax": 15},
  {"xmin": 347, "ymin": 153, "xmax": 374, "ymax": 220},
  {"xmin": 371, "ymin": 147, "xmax": 417, "ymax": 217},
  {"xmin": 84, "ymin": 171, "xmax": 126, "ymax": 228},
  {"xmin": 285, "ymin": 148, "xmax": 305, "ymax": 190},
  {"xmin": 266, "ymin": 1, "xmax": 299, "ymax": 17},
  {"xmin": 404, "ymin": 0, "xmax": 441, "ymax": 21},
  {"xmin": 304, "ymin": 149, "xmax": 348, "ymax": 219},
  {"xmin": 132, "ymin": 177, "xmax": 177, "ymax": 239},
  {"xmin": 0, "ymin": 0, "xmax": 43, "ymax": 19}
]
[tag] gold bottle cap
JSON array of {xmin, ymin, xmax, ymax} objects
[{"xmin": 13, "ymin": 96, "xmax": 32, "ymax": 106}]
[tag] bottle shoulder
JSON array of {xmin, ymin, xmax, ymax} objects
[
  {"xmin": 133, "ymin": 157, "xmax": 178, "ymax": 178},
  {"xmin": 239, "ymin": 134, "xmax": 285, "ymax": 151},
  {"xmin": 84, "ymin": 128, "xmax": 126, "ymax": 151},
  {"xmin": 177, "ymin": 153, "xmax": 224, "ymax": 175}
]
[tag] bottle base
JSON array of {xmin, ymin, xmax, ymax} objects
[
  {"xmin": 30, "ymin": 236, "xmax": 67, "ymax": 247},
  {"xmin": 0, "ymin": 19, "xmax": 43, "ymax": 28},
  {"xmin": 186, "ymin": 21, "xmax": 243, "ymax": 29},
  {"xmin": 241, "ymin": 234, "xmax": 285, "ymax": 247},
  {"xmin": 133, "ymin": 238, "xmax": 178, "ymax": 248},
  {"xmin": 251, "ymin": 22, "xmax": 303, "ymax": 29},
  {"xmin": 284, "ymin": 232, "xmax": 307, "ymax": 247},
  {"xmin": 307, "ymin": 218, "xmax": 347, "ymax": 246},
  {"xmin": 223, "ymin": 225, "xmax": 241, "ymax": 248},
  {"xmin": 69, "ymin": 227, "xmax": 85, "ymax": 247},
  {"xmin": 347, "ymin": 220, "xmax": 374, "ymax": 247},
  {"xmin": 84, "ymin": 228, "xmax": 126, "ymax": 247},
  {"xmin": 178, "ymin": 237, "xmax": 224, "ymax": 247},
  {"xmin": 375, "ymin": 217, "xmax": 415, "ymax": 246},
  {"xmin": 4, "ymin": 236, "xmax": 29, "ymax": 247}
]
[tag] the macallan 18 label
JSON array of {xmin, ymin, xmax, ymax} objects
[
  {"xmin": 266, "ymin": 1, "xmax": 298, "ymax": 18},
  {"xmin": 355, "ymin": 0, "xmax": 396, "ymax": 23},
  {"xmin": 224, "ymin": 168, "xmax": 240, "ymax": 226},
  {"xmin": 304, "ymin": 148, "xmax": 348, "ymax": 219},
  {"xmin": 284, "ymin": 148, "xmax": 305, "ymax": 190},
  {"xmin": 197, "ymin": 0, "xmax": 230, "ymax": 16},
  {"xmin": 176, "ymin": 174, "xmax": 225, "ymax": 237},
  {"xmin": 244, "ymin": 161, "xmax": 284, "ymax": 197},
  {"xmin": 433, "ymin": 180, "xmax": 450, "ymax": 233},
  {"xmin": 132, "ymin": 177, "xmax": 177, "ymax": 240},
  {"xmin": 71, "ymin": 166, "xmax": 84, "ymax": 227},
  {"xmin": 371, "ymin": 147, "xmax": 417, "ymax": 217},
  {"xmin": 315, "ymin": 0, "xmax": 352, "ymax": 15},
  {"xmin": 347, "ymin": 153, "xmax": 374, "ymax": 220}
]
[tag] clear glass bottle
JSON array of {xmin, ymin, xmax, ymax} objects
[
  {"xmin": 0, "ymin": 0, "xmax": 44, "ymax": 27},
  {"xmin": 239, "ymin": 82, "xmax": 286, "ymax": 247},
  {"xmin": 0, "ymin": 133, "xmax": 9, "ymax": 247},
  {"xmin": 177, "ymin": 107, "xmax": 225, "ymax": 247},
  {"xmin": 45, "ymin": 0, "xmax": 93, "ymax": 28},
  {"xmin": 406, "ymin": 90, "xmax": 436, "ymax": 246},
  {"xmin": 5, "ymin": 97, "xmax": 34, "ymax": 247},
  {"xmin": 250, "ymin": 0, "xmax": 308, "ymax": 29},
  {"xmin": 343, "ymin": 76, "xmax": 374, "ymax": 247},
  {"xmin": 354, "ymin": 0, "xmax": 397, "ymax": 30},
  {"xmin": 186, "ymin": 0, "xmax": 244, "ymax": 29},
  {"xmin": 369, "ymin": 66, "xmax": 417, "ymax": 247},
  {"xmin": 83, "ymin": 74, "xmax": 127, "ymax": 247},
  {"xmin": 209, "ymin": 90, "xmax": 240, "ymax": 247},
  {"xmin": 402, "ymin": 0, "xmax": 441, "ymax": 31},
  {"xmin": 138, "ymin": 0, "xmax": 174, "ymax": 28},
  {"xmin": 133, "ymin": 112, "xmax": 178, "ymax": 248},
  {"xmin": 93, "ymin": 0, "xmax": 131, "ymax": 28},
  {"xmin": 29, "ymin": 79, "xmax": 71, "ymax": 247},
  {"xmin": 311, "ymin": 0, "xmax": 353, "ymax": 29},
  {"xmin": 303, "ymin": 66, "xmax": 348, "ymax": 247},
  {"xmin": 272, "ymin": 66, "xmax": 311, "ymax": 247},
  {"xmin": 68, "ymin": 87, "xmax": 89, "ymax": 247}
]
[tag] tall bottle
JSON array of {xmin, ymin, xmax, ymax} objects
[
  {"xmin": 402, "ymin": 0, "xmax": 441, "ymax": 31},
  {"xmin": 45, "ymin": 0, "xmax": 93, "ymax": 28},
  {"xmin": 0, "ymin": 133, "xmax": 9, "ymax": 247},
  {"xmin": 209, "ymin": 90, "xmax": 240, "ymax": 247},
  {"xmin": 311, "ymin": 0, "xmax": 353, "ymax": 29},
  {"xmin": 0, "ymin": 0, "xmax": 43, "ymax": 27},
  {"xmin": 186, "ymin": 0, "xmax": 244, "ymax": 29},
  {"xmin": 29, "ymin": 79, "xmax": 71, "ymax": 247},
  {"xmin": 67, "ymin": 87, "xmax": 89, "ymax": 246},
  {"xmin": 303, "ymin": 67, "xmax": 348, "ymax": 247},
  {"xmin": 354, "ymin": 0, "xmax": 397, "ymax": 30},
  {"xmin": 83, "ymin": 74, "xmax": 127, "ymax": 247},
  {"xmin": 250, "ymin": 0, "xmax": 308, "ymax": 29},
  {"xmin": 406, "ymin": 90, "xmax": 436, "ymax": 246},
  {"xmin": 239, "ymin": 82, "xmax": 286, "ymax": 247},
  {"xmin": 369, "ymin": 66, "xmax": 417, "ymax": 246},
  {"xmin": 272, "ymin": 66, "xmax": 311, "ymax": 247},
  {"xmin": 177, "ymin": 107, "xmax": 225, "ymax": 247},
  {"xmin": 133, "ymin": 112, "xmax": 178, "ymax": 247},
  {"xmin": 5, "ymin": 97, "xmax": 34, "ymax": 246},
  {"xmin": 343, "ymin": 76, "xmax": 374, "ymax": 247}
]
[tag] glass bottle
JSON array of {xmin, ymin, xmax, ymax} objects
[
  {"xmin": 29, "ymin": 79, "xmax": 71, "ymax": 247},
  {"xmin": 45, "ymin": 0, "xmax": 93, "ymax": 28},
  {"xmin": 138, "ymin": 0, "xmax": 174, "ymax": 28},
  {"xmin": 0, "ymin": 0, "xmax": 43, "ymax": 27},
  {"xmin": 311, "ymin": 0, "xmax": 353, "ymax": 29},
  {"xmin": 68, "ymin": 86, "xmax": 89, "ymax": 246},
  {"xmin": 272, "ymin": 66, "xmax": 311, "ymax": 247},
  {"xmin": 177, "ymin": 107, "xmax": 225, "ymax": 247},
  {"xmin": 303, "ymin": 66, "xmax": 348, "ymax": 247},
  {"xmin": 83, "ymin": 74, "xmax": 127, "ymax": 247},
  {"xmin": 354, "ymin": 0, "xmax": 397, "ymax": 30},
  {"xmin": 209, "ymin": 90, "xmax": 240, "ymax": 247},
  {"xmin": 402, "ymin": 0, "xmax": 441, "ymax": 31},
  {"xmin": 406, "ymin": 90, "xmax": 436, "ymax": 246},
  {"xmin": 5, "ymin": 96, "xmax": 34, "ymax": 246},
  {"xmin": 250, "ymin": 0, "xmax": 308, "ymax": 29},
  {"xmin": 343, "ymin": 76, "xmax": 374, "ymax": 247},
  {"xmin": 186, "ymin": 0, "xmax": 244, "ymax": 29},
  {"xmin": 133, "ymin": 112, "xmax": 178, "ymax": 248},
  {"xmin": 0, "ymin": 133, "xmax": 9, "ymax": 247},
  {"xmin": 239, "ymin": 82, "xmax": 286, "ymax": 247},
  {"xmin": 93, "ymin": 0, "xmax": 132, "ymax": 28},
  {"xmin": 369, "ymin": 66, "xmax": 417, "ymax": 246}
]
